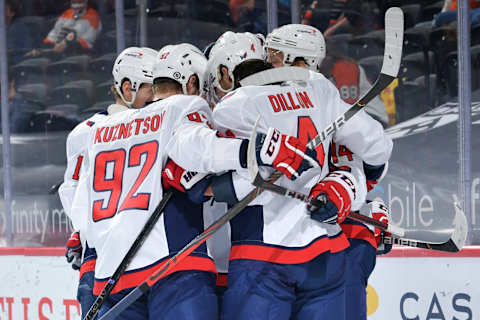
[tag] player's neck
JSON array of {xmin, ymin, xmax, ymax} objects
[{"xmin": 154, "ymin": 90, "xmax": 182, "ymax": 100}]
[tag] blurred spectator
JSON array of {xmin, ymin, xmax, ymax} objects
[
  {"xmin": 302, "ymin": 0, "xmax": 380, "ymax": 37},
  {"xmin": 230, "ymin": 0, "xmax": 254, "ymax": 25},
  {"xmin": 6, "ymin": 0, "xmax": 33, "ymax": 65},
  {"xmin": 319, "ymin": 40, "xmax": 389, "ymax": 126},
  {"xmin": 230, "ymin": 0, "xmax": 266, "ymax": 33},
  {"xmin": 26, "ymin": 0, "xmax": 102, "ymax": 57},
  {"xmin": 433, "ymin": 0, "xmax": 480, "ymax": 28},
  {"xmin": 0, "ymin": 78, "xmax": 31, "ymax": 133}
]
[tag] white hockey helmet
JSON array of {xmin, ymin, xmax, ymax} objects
[
  {"xmin": 152, "ymin": 43, "xmax": 207, "ymax": 95},
  {"xmin": 112, "ymin": 46, "xmax": 157, "ymax": 107},
  {"xmin": 206, "ymin": 31, "xmax": 265, "ymax": 103},
  {"xmin": 265, "ymin": 24, "xmax": 326, "ymax": 71}
]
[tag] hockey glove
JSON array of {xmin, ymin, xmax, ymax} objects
[
  {"xmin": 369, "ymin": 200, "xmax": 392, "ymax": 255},
  {"xmin": 307, "ymin": 170, "xmax": 357, "ymax": 224},
  {"xmin": 162, "ymin": 159, "xmax": 212, "ymax": 203},
  {"xmin": 255, "ymin": 127, "xmax": 320, "ymax": 180},
  {"xmin": 65, "ymin": 231, "xmax": 82, "ymax": 271}
]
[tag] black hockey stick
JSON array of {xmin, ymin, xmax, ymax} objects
[
  {"xmin": 247, "ymin": 7, "xmax": 404, "ymax": 190},
  {"xmin": 98, "ymin": 183, "xmax": 273, "ymax": 320},
  {"xmin": 247, "ymin": 8, "xmax": 403, "ymax": 224},
  {"xmin": 380, "ymin": 202, "xmax": 467, "ymax": 252},
  {"xmin": 48, "ymin": 181, "xmax": 62, "ymax": 194},
  {"xmin": 99, "ymin": 8, "xmax": 405, "ymax": 319},
  {"xmin": 83, "ymin": 190, "xmax": 173, "ymax": 320}
]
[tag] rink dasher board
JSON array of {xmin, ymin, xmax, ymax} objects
[{"xmin": 0, "ymin": 247, "xmax": 478, "ymax": 320}]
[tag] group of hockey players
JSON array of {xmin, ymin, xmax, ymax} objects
[{"xmin": 59, "ymin": 24, "xmax": 393, "ymax": 320}]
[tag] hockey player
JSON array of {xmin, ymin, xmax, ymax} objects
[
  {"xmin": 59, "ymin": 46, "xmax": 157, "ymax": 318},
  {"xmin": 264, "ymin": 24, "xmax": 389, "ymax": 126},
  {"xmin": 204, "ymin": 31, "xmax": 392, "ymax": 320},
  {"xmin": 77, "ymin": 42, "xmax": 317, "ymax": 319},
  {"xmin": 205, "ymin": 32, "xmax": 265, "ymax": 107},
  {"xmin": 265, "ymin": 24, "xmax": 392, "ymax": 319}
]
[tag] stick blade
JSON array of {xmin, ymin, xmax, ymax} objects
[
  {"xmin": 247, "ymin": 116, "xmax": 262, "ymax": 182},
  {"xmin": 381, "ymin": 7, "xmax": 404, "ymax": 77},
  {"xmin": 449, "ymin": 202, "xmax": 468, "ymax": 252}
]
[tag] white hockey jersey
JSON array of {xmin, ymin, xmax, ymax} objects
[
  {"xmin": 59, "ymin": 105, "xmax": 130, "ymax": 233},
  {"xmin": 211, "ymin": 73, "xmax": 392, "ymax": 264},
  {"xmin": 77, "ymin": 95, "xmax": 245, "ymax": 294},
  {"xmin": 329, "ymin": 141, "xmax": 380, "ymax": 248}
]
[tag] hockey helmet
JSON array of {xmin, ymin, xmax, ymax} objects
[
  {"xmin": 112, "ymin": 46, "xmax": 157, "ymax": 107},
  {"xmin": 265, "ymin": 24, "xmax": 326, "ymax": 71},
  {"xmin": 206, "ymin": 31, "xmax": 265, "ymax": 104},
  {"xmin": 152, "ymin": 43, "xmax": 207, "ymax": 96}
]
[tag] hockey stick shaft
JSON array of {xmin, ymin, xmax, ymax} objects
[
  {"xmin": 98, "ymin": 182, "xmax": 277, "ymax": 320},
  {"xmin": 83, "ymin": 190, "xmax": 173, "ymax": 320},
  {"xmin": 250, "ymin": 179, "xmax": 405, "ymax": 237}
]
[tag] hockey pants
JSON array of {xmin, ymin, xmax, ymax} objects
[
  {"xmin": 344, "ymin": 239, "xmax": 376, "ymax": 320},
  {"xmin": 97, "ymin": 270, "xmax": 218, "ymax": 320},
  {"xmin": 221, "ymin": 250, "xmax": 346, "ymax": 320}
]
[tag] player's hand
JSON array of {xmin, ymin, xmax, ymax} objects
[
  {"xmin": 307, "ymin": 171, "xmax": 357, "ymax": 224},
  {"xmin": 369, "ymin": 201, "xmax": 393, "ymax": 255},
  {"xmin": 65, "ymin": 231, "xmax": 82, "ymax": 271},
  {"xmin": 162, "ymin": 159, "xmax": 211, "ymax": 203},
  {"xmin": 53, "ymin": 40, "xmax": 68, "ymax": 53},
  {"xmin": 255, "ymin": 127, "xmax": 319, "ymax": 180}
]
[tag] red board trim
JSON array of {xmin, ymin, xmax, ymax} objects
[{"xmin": 0, "ymin": 246, "xmax": 479, "ymax": 258}]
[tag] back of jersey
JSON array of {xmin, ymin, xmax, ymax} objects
[
  {"xmin": 215, "ymin": 73, "xmax": 389, "ymax": 189},
  {"xmin": 212, "ymin": 73, "xmax": 391, "ymax": 257},
  {"xmin": 81, "ymin": 96, "xmax": 180, "ymax": 279},
  {"xmin": 215, "ymin": 73, "xmax": 350, "ymax": 190}
]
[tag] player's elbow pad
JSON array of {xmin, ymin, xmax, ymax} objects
[{"xmin": 363, "ymin": 161, "xmax": 388, "ymax": 192}]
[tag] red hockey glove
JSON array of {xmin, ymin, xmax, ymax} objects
[
  {"xmin": 65, "ymin": 231, "xmax": 82, "ymax": 271},
  {"xmin": 307, "ymin": 170, "xmax": 357, "ymax": 224},
  {"xmin": 368, "ymin": 201, "xmax": 392, "ymax": 255},
  {"xmin": 256, "ymin": 127, "xmax": 320, "ymax": 180},
  {"xmin": 162, "ymin": 159, "xmax": 211, "ymax": 203}
]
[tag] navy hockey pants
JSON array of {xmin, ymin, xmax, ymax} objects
[
  {"xmin": 77, "ymin": 270, "xmax": 95, "ymax": 318},
  {"xmin": 221, "ymin": 250, "xmax": 346, "ymax": 320},
  {"xmin": 344, "ymin": 239, "xmax": 376, "ymax": 320},
  {"xmin": 97, "ymin": 270, "xmax": 218, "ymax": 320}
]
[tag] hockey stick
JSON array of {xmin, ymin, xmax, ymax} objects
[
  {"xmin": 99, "ymin": 9, "xmax": 405, "ymax": 319},
  {"xmin": 247, "ymin": 7, "xmax": 404, "ymax": 191},
  {"xmin": 247, "ymin": 9, "xmax": 403, "ymax": 226},
  {"xmin": 381, "ymin": 202, "xmax": 467, "ymax": 252},
  {"xmin": 48, "ymin": 181, "xmax": 62, "ymax": 194},
  {"xmin": 98, "ymin": 184, "xmax": 271, "ymax": 320},
  {"xmin": 83, "ymin": 190, "xmax": 173, "ymax": 320}
]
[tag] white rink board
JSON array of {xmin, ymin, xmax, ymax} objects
[
  {"xmin": 0, "ymin": 254, "xmax": 81, "ymax": 320},
  {"xmin": 367, "ymin": 256, "xmax": 479, "ymax": 320},
  {"xmin": 0, "ymin": 249, "xmax": 478, "ymax": 320}
]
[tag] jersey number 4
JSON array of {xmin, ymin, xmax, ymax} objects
[
  {"xmin": 92, "ymin": 141, "xmax": 159, "ymax": 222},
  {"xmin": 297, "ymin": 116, "xmax": 325, "ymax": 167}
]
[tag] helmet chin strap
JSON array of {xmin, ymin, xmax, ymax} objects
[
  {"xmin": 215, "ymin": 66, "xmax": 234, "ymax": 94},
  {"xmin": 116, "ymin": 87, "xmax": 136, "ymax": 108}
]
